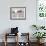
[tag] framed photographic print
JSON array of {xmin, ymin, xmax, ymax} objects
[{"xmin": 10, "ymin": 7, "xmax": 26, "ymax": 20}]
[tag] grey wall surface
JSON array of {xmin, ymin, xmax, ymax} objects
[
  {"xmin": 0, "ymin": 0, "xmax": 36, "ymax": 42},
  {"xmin": 0, "ymin": 0, "xmax": 36, "ymax": 34}
]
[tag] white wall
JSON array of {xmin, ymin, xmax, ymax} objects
[{"xmin": 0, "ymin": 0, "xmax": 36, "ymax": 42}]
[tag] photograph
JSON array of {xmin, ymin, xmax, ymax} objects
[{"xmin": 10, "ymin": 7, "xmax": 26, "ymax": 20}]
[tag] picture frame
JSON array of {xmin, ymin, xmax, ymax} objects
[{"xmin": 10, "ymin": 7, "xmax": 26, "ymax": 20}]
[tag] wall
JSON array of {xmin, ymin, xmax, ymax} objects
[{"xmin": 0, "ymin": 0, "xmax": 36, "ymax": 42}]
